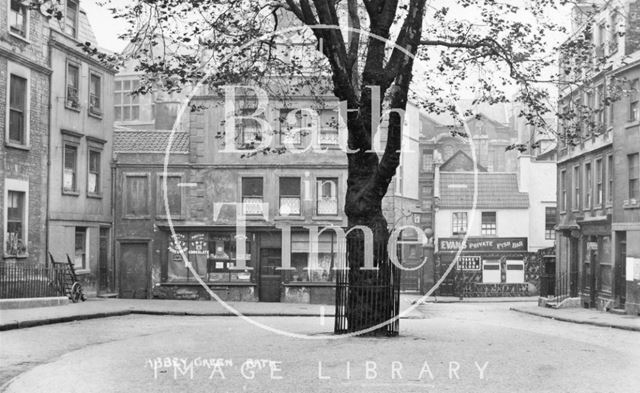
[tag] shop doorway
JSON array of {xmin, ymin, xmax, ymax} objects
[
  {"xmin": 259, "ymin": 247, "xmax": 281, "ymax": 302},
  {"xmin": 614, "ymin": 232, "xmax": 627, "ymax": 308},
  {"xmin": 118, "ymin": 241, "xmax": 150, "ymax": 299}
]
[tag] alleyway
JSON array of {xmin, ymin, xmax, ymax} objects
[{"xmin": 1, "ymin": 301, "xmax": 638, "ymax": 392}]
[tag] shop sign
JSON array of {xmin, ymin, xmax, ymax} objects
[
  {"xmin": 627, "ymin": 257, "xmax": 640, "ymax": 281},
  {"xmin": 457, "ymin": 256, "xmax": 481, "ymax": 270},
  {"xmin": 438, "ymin": 237, "xmax": 527, "ymax": 252}
]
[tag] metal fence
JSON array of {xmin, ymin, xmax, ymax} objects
[
  {"xmin": 0, "ymin": 265, "xmax": 67, "ymax": 299},
  {"xmin": 334, "ymin": 239, "xmax": 401, "ymax": 336}
]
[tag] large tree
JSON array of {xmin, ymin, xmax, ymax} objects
[{"xmin": 81, "ymin": 0, "xmax": 574, "ymax": 334}]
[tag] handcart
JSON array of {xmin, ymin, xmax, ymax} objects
[{"xmin": 48, "ymin": 252, "xmax": 87, "ymax": 303}]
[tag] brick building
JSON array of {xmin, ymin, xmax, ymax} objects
[{"xmin": 1, "ymin": 0, "xmax": 51, "ymax": 266}]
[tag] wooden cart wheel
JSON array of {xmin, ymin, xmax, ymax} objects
[{"xmin": 70, "ymin": 282, "xmax": 82, "ymax": 303}]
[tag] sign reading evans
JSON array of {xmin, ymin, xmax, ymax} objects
[{"xmin": 438, "ymin": 237, "xmax": 528, "ymax": 252}]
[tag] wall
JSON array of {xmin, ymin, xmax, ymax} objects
[
  {"xmin": 435, "ymin": 209, "xmax": 529, "ymax": 239},
  {"xmin": 518, "ymin": 156, "xmax": 557, "ymax": 251}
]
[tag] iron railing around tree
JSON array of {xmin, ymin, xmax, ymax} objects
[
  {"xmin": 334, "ymin": 239, "xmax": 401, "ymax": 336},
  {"xmin": 0, "ymin": 264, "xmax": 67, "ymax": 299}
]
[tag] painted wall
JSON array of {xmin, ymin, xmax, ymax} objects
[
  {"xmin": 518, "ymin": 156, "xmax": 557, "ymax": 251},
  {"xmin": 435, "ymin": 208, "xmax": 529, "ymax": 240}
]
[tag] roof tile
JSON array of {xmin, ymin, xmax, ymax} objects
[{"xmin": 439, "ymin": 172, "xmax": 529, "ymax": 209}]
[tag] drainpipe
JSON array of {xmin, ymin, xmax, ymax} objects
[
  {"xmin": 45, "ymin": 41, "xmax": 53, "ymax": 267},
  {"xmin": 111, "ymin": 157, "xmax": 117, "ymax": 295}
]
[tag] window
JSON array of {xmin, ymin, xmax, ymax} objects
[
  {"xmin": 584, "ymin": 162, "xmax": 592, "ymax": 209},
  {"xmin": 114, "ymin": 79, "xmax": 140, "ymax": 121},
  {"xmin": 8, "ymin": 74, "xmax": 27, "ymax": 145},
  {"xmin": 630, "ymin": 79, "xmax": 639, "ymax": 122},
  {"xmin": 316, "ymin": 178, "xmax": 338, "ymax": 215},
  {"xmin": 236, "ymin": 108, "xmax": 264, "ymax": 149},
  {"xmin": 280, "ymin": 109, "xmax": 303, "ymax": 145},
  {"xmin": 595, "ymin": 158, "xmax": 603, "ymax": 206},
  {"xmin": 596, "ymin": 85, "xmax": 605, "ymax": 127},
  {"xmin": 5, "ymin": 190, "xmax": 26, "ymax": 257},
  {"xmin": 422, "ymin": 150, "xmax": 433, "ymax": 172},
  {"xmin": 87, "ymin": 150, "xmax": 101, "ymax": 195},
  {"xmin": 242, "ymin": 177, "xmax": 264, "ymax": 215},
  {"xmin": 452, "ymin": 212, "xmax": 467, "ymax": 235},
  {"xmin": 9, "ymin": 0, "xmax": 27, "ymax": 38},
  {"xmin": 158, "ymin": 175, "xmax": 182, "ymax": 217},
  {"xmin": 124, "ymin": 174, "xmax": 149, "ymax": 217},
  {"xmin": 573, "ymin": 166, "xmax": 580, "ymax": 210},
  {"xmin": 545, "ymin": 207, "xmax": 556, "ymax": 240},
  {"xmin": 607, "ymin": 154, "xmax": 613, "ymax": 203},
  {"xmin": 481, "ymin": 212, "xmax": 496, "ymax": 236},
  {"xmin": 279, "ymin": 177, "xmax": 301, "ymax": 216},
  {"xmin": 319, "ymin": 110, "xmax": 339, "ymax": 145},
  {"xmin": 505, "ymin": 260, "xmax": 525, "ymax": 283},
  {"xmin": 63, "ymin": 144, "xmax": 78, "ymax": 192},
  {"xmin": 66, "ymin": 62, "xmax": 80, "ymax": 110},
  {"xmin": 65, "ymin": 0, "xmax": 78, "ymax": 37},
  {"xmin": 89, "ymin": 73, "xmax": 102, "ymax": 115},
  {"xmin": 610, "ymin": 10, "xmax": 619, "ymax": 53},
  {"xmin": 629, "ymin": 153, "xmax": 640, "ymax": 200},
  {"xmin": 482, "ymin": 260, "xmax": 501, "ymax": 283},
  {"xmin": 74, "ymin": 227, "xmax": 87, "ymax": 270},
  {"xmin": 560, "ymin": 170, "xmax": 567, "ymax": 211}
]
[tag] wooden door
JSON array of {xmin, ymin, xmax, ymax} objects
[
  {"xmin": 259, "ymin": 248, "xmax": 281, "ymax": 302},
  {"xmin": 615, "ymin": 233, "xmax": 627, "ymax": 307},
  {"xmin": 118, "ymin": 241, "xmax": 150, "ymax": 299},
  {"xmin": 98, "ymin": 228, "xmax": 114, "ymax": 293}
]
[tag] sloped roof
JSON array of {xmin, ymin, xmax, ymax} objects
[
  {"xmin": 427, "ymin": 100, "xmax": 510, "ymax": 126},
  {"xmin": 439, "ymin": 172, "xmax": 529, "ymax": 209},
  {"xmin": 114, "ymin": 130, "xmax": 189, "ymax": 153}
]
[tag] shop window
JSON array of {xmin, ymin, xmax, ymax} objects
[
  {"xmin": 242, "ymin": 177, "xmax": 264, "ymax": 215},
  {"xmin": 124, "ymin": 174, "xmax": 150, "ymax": 217},
  {"xmin": 9, "ymin": 0, "xmax": 27, "ymax": 38},
  {"xmin": 482, "ymin": 260, "xmax": 501, "ymax": 283},
  {"xmin": 89, "ymin": 72, "xmax": 102, "ymax": 116},
  {"xmin": 87, "ymin": 149, "xmax": 101, "ymax": 195},
  {"xmin": 63, "ymin": 144, "xmax": 78, "ymax": 193},
  {"xmin": 5, "ymin": 189, "xmax": 27, "ymax": 257},
  {"xmin": 481, "ymin": 212, "xmax": 496, "ymax": 236},
  {"xmin": 505, "ymin": 260, "xmax": 525, "ymax": 283},
  {"xmin": 66, "ymin": 62, "xmax": 80, "ymax": 110},
  {"xmin": 65, "ymin": 0, "xmax": 78, "ymax": 37},
  {"xmin": 288, "ymin": 231, "xmax": 337, "ymax": 283},
  {"xmin": 157, "ymin": 174, "xmax": 182, "ymax": 218},
  {"xmin": 452, "ymin": 212, "xmax": 467, "ymax": 235},
  {"xmin": 166, "ymin": 232, "xmax": 253, "ymax": 282},
  {"xmin": 279, "ymin": 177, "xmax": 301, "ymax": 216},
  {"xmin": 74, "ymin": 227, "xmax": 87, "ymax": 270},
  {"xmin": 8, "ymin": 73, "xmax": 27, "ymax": 146},
  {"xmin": 545, "ymin": 207, "xmax": 556, "ymax": 240},
  {"xmin": 629, "ymin": 153, "xmax": 639, "ymax": 200},
  {"xmin": 317, "ymin": 178, "xmax": 338, "ymax": 215},
  {"xmin": 114, "ymin": 79, "xmax": 140, "ymax": 121}
]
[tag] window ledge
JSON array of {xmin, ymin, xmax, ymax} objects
[
  {"xmin": 88, "ymin": 111, "xmax": 103, "ymax": 120},
  {"xmin": 156, "ymin": 215, "xmax": 184, "ymax": 220},
  {"xmin": 4, "ymin": 141, "xmax": 30, "ymax": 151},
  {"xmin": 623, "ymin": 204, "xmax": 640, "ymax": 210},
  {"xmin": 87, "ymin": 193, "xmax": 103, "ymax": 199},
  {"xmin": 123, "ymin": 215, "xmax": 152, "ymax": 220},
  {"xmin": 62, "ymin": 190, "xmax": 80, "ymax": 196},
  {"xmin": 312, "ymin": 215, "xmax": 342, "ymax": 221},
  {"xmin": 3, "ymin": 254, "xmax": 28, "ymax": 260},
  {"xmin": 8, "ymin": 31, "xmax": 31, "ymax": 44},
  {"xmin": 625, "ymin": 120, "xmax": 640, "ymax": 129},
  {"xmin": 65, "ymin": 104, "xmax": 81, "ymax": 112},
  {"xmin": 274, "ymin": 215, "xmax": 304, "ymax": 221}
]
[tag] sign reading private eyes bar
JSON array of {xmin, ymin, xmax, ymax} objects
[
  {"xmin": 438, "ymin": 237, "xmax": 528, "ymax": 252},
  {"xmin": 457, "ymin": 256, "xmax": 481, "ymax": 270}
]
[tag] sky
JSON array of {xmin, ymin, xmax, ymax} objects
[{"xmin": 82, "ymin": 0, "xmax": 129, "ymax": 52}]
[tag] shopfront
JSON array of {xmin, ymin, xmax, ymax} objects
[
  {"xmin": 436, "ymin": 237, "xmax": 537, "ymax": 297},
  {"xmin": 152, "ymin": 226, "xmax": 338, "ymax": 304}
]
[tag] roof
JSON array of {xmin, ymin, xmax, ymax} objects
[
  {"xmin": 114, "ymin": 130, "xmax": 189, "ymax": 153},
  {"xmin": 426, "ymin": 100, "xmax": 510, "ymax": 126},
  {"xmin": 438, "ymin": 172, "xmax": 529, "ymax": 209}
]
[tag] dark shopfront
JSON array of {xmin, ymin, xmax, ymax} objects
[
  {"xmin": 578, "ymin": 219, "xmax": 613, "ymax": 310},
  {"xmin": 436, "ymin": 237, "xmax": 538, "ymax": 297},
  {"xmin": 152, "ymin": 226, "xmax": 338, "ymax": 304}
]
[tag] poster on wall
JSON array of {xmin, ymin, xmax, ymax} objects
[
  {"xmin": 627, "ymin": 257, "xmax": 640, "ymax": 281},
  {"xmin": 456, "ymin": 256, "xmax": 481, "ymax": 270}
]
